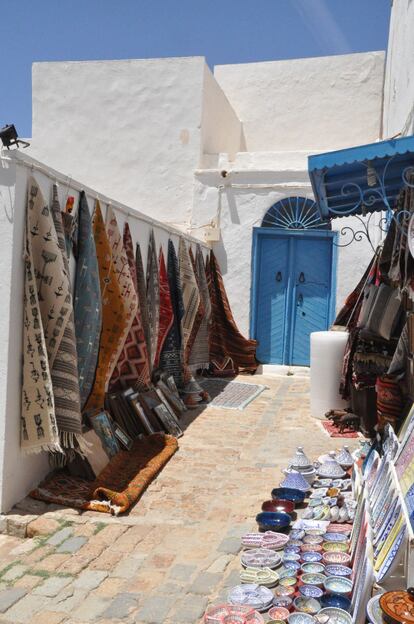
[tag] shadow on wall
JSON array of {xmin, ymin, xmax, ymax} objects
[{"xmin": 213, "ymin": 238, "xmax": 228, "ymax": 274}]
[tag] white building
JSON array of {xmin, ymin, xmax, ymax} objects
[{"xmin": 0, "ymin": 0, "xmax": 413, "ymax": 511}]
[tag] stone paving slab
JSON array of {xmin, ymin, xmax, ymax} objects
[{"xmin": 0, "ymin": 375, "xmax": 360, "ymax": 623}]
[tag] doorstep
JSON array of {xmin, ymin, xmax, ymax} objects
[{"xmin": 257, "ymin": 364, "xmax": 310, "ymax": 377}]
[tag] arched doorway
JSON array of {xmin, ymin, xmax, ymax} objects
[{"xmin": 251, "ymin": 197, "xmax": 338, "ymax": 366}]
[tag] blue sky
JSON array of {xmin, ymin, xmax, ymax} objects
[{"xmin": 1, "ymin": 0, "xmax": 391, "ymax": 137}]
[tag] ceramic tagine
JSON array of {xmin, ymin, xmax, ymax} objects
[
  {"xmin": 280, "ymin": 469, "xmax": 311, "ymax": 492},
  {"xmin": 317, "ymin": 452, "xmax": 346, "ymax": 479},
  {"xmin": 288, "ymin": 448, "xmax": 316, "ymax": 484},
  {"xmin": 335, "ymin": 446, "xmax": 354, "ymax": 470},
  {"xmin": 379, "ymin": 588, "xmax": 414, "ymax": 623}
]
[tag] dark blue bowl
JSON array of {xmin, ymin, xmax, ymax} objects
[
  {"xmin": 320, "ymin": 593, "xmax": 352, "ymax": 612},
  {"xmin": 271, "ymin": 487, "xmax": 306, "ymax": 505},
  {"xmin": 255, "ymin": 511, "xmax": 291, "ymax": 533}
]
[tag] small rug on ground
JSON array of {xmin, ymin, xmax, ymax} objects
[
  {"xmin": 322, "ymin": 420, "xmax": 359, "ymax": 438},
  {"xmin": 200, "ymin": 379, "xmax": 267, "ymax": 410},
  {"xmin": 30, "ymin": 433, "xmax": 178, "ymax": 515}
]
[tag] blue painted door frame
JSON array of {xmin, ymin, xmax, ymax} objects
[{"xmin": 250, "ymin": 227, "xmax": 338, "ymax": 365}]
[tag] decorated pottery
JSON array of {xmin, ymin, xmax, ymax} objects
[
  {"xmin": 305, "ymin": 528, "xmax": 326, "ymax": 537},
  {"xmin": 274, "ymin": 584, "xmax": 295, "ymax": 597},
  {"xmin": 287, "ymin": 613, "xmax": 316, "ymax": 624},
  {"xmin": 366, "ymin": 594, "xmax": 383, "ymax": 624},
  {"xmin": 310, "ymin": 489, "xmax": 328, "ymax": 499},
  {"xmin": 303, "ymin": 535, "xmax": 324, "ymax": 545},
  {"xmin": 279, "ymin": 576, "xmax": 297, "ymax": 587},
  {"xmin": 289, "ymin": 446, "xmax": 312, "ymax": 470},
  {"xmin": 203, "ymin": 604, "xmax": 265, "ymax": 624},
  {"xmin": 240, "ymin": 567, "xmax": 280, "ymax": 587},
  {"xmin": 290, "ymin": 529, "xmax": 306, "ymax": 540},
  {"xmin": 301, "ymin": 573, "xmax": 326, "ymax": 587},
  {"xmin": 256, "ymin": 512, "xmax": 291, "ymax": 533},
  {"xmin": 242, "ymin": 531, "xmax": 289, "ymax": 551},
  {"xmin": 314, "ymin": 479, "xmax": 332, "ymax": 488},
  {"xmin": 320, "ymin": 593, "xmax": 351, "ymax": 612},
  {"xmin": 284, "ymin": 545, "xmax": 301, "ymax": 554},
  {"xmin": 379, "ymin": 589, "xmax": 414, "ymax": 623},
  {"xmin": 326, "ymin": 487, "xmax": 340, "ymax": 498},
  {"xmin": 322, "ymin": 552, "xmax": 351, "ymax": 565},
  {"xmin": 289, "ymin": 538, "xmax": 305, "ymax": 547},
  {"xmin": 322, "ymin": 542, "xmax": 348, "ymax": 553},
  {"xmin": 283, "ymin": 552, "xmax": 300, "ymax": 562},
  {"xmin": 323, "ymin": 533, "xmax": 348, "ymax": 543},
  {"xmin": 299, "ymin": 585, "xmax": 324, "ymax": 599},
  {"xmin": 335, "ymin": 446, "xmax": 354, "ymax": 470},
  {"xmin": 301, "ymin": 543, "xmax": 323, "ymax": 553},
  {"xmin": 268, "ymin": 606, "xmax": 290, "ymax": 621},
  {"xmin": 317, "ymin": 607, "xmax": 352, "ymax": 624},
  {"xmin": 241, "ymin": 548, "xmax": 282, "ymax": 570},
  {"xmin": 324, "ymin": 576, "xmax": 352, "ymax": 596},
  {"xmin": 228, "ymin": 584, "xmax": 274, "ymax": 612},
  {"xmin": 301, "ymin": 552, "xmax": 323, "ymax": 563},
  {"xmin": 283, "ymin": 560, "xmax": 301, "ymax": 572},
  {"xmin": 262, "ymin": 499, "xmax": 296, "ymax": 515},
  {"xmin": 272, "ymin": 596, "xmax": 293, "ymax": 610},
  {"xmin": 323, "ymin": 564, "xmax": 351, "ymax": 577},
  {"xmin": 272, "ymin": 488, "xmax": 306, "ymax": 505},
  {"xmin": 299, "ymin": 466, "xmax": 317, "ymax": 485},
  {"xmin": 317, "ymin": 453, "xmax": 346, "ymax": 479},
  {"xmin": 301, "ymin": 562, "xmax": 325, "ymax": 575},
  {"xmin": 280, "ymin": 470, "xmax": 311, "ymax": 493},
  {"xmin": 293, "ymin": 596, "xmax": 321, "ymax": 615}
]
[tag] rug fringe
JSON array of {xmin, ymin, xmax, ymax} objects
[
  {"xmin": 89, "ymin": 498, "xmax": 122, "ymax": 516},
  {"xmin": 22, "ymin": 441, "xmax": 64, "ymax": 456}
]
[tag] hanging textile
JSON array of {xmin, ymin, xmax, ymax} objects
[
  {"xmin": 105, "ymin": 207, "xmax": 138, "ymax": 384},
  {"xmin": 376, "ymin": 375, "xmax": 404, "ymax": 432},
  {"xmin": 334, "ymin": 254, "xmax": 377, "ymax": 329},
  {"xmin": 189, "ymin": 245, "xmax": 211, "ymax": 371},
  {"xmin": 159, "ymin": 240, "xmax": 185, "ymax": 387},
  {"xmin": 22, "ymin": 178, "xmax": 60, "ymax": 454},
  {"xmin": 146, "ymin": 230, "xmax": 160, "ymax": 371},
  {"xmin": 109, "ymin": 223, "xmax": 151, "ymax": 391},
  {"xmin": 73, "ymin": 191, "xmax": 102, "ymax": 409},
  {"xmin": 85, "ymin": 201, "xmax": 127, "ymax": 411},
  {"xmin": 179, "ymin": 238, "xmax": 200, "ymax": 354},
  {"xmin": 135, "ymin": 242, "xmax": 151, "ymax": 366},
  {"xmin": 154, "ymin": 247, "xmax": 174, "ymax": 369},
  {"xmin": 207, "ymin": 250, "xmax": 258, "ymax": 376}
]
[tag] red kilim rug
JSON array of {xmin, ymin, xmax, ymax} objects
[{"xmin": 322, "ymin": 420, "xmax": 359, "ymax": 439}]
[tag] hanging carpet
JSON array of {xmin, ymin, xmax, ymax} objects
[
  {"xmin": 207, "ymin": 250, "xmax": 258, "ymax": 376},
  {"xmin": 135, "ymin": 242, "xmax": 151, "ymax": 367},
  {"xmin": 146, "ymin": 230, "xmax": 160, "ymax": 371},
  {"xmin": 179, "ymin": 238, "xmax": 200, "ymax": 356},
  {"xmin": 73, "ymin": 191, "xmax": 102, "ymax": 410},
  {"xmin": 29, "ymin": 433, "xmax": 178, "ymax": 515},
  {"xmin": 85, "ymin": 202, "xmax": 127, "ymax": 411},
  {"xmin": 154, "ymin": 247, "xmax": 174, "ymax": 369},
  {"xmin": 109, "ymin": 222, "xmax": 151, "ymax": 391},
  {"xmin": 159, "ymin": 240, "xmax": 185, "ymax": 387},
  {"xmin": 189, "ymin": 244, "xmax": 211, "ymax": 372}
]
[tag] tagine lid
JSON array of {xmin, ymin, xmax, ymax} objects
[
  {"xmin": 335, "ymin": 446, "xmax": 354, "ymax": 468},
  {"xmin": 289, "ymin": 446, "xmax": 312, "ymax": 469},
  {"xmin": 318, "ymin": 452, "xmax": 346, "ymax": 478},
  {"xmin": 379, "ymin": 588, "xmax": 414, "ymax": 623}
]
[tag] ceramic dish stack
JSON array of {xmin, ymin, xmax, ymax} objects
[
  {"xmin": 228, "ymin": 584, "xmax": 274, "ymax": 612},
  {"xmin": 203, "ymin": 604, "xmax": 264, "ymax": 623}
]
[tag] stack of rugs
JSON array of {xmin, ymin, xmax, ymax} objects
[{"xmin": 23, "ymin": 177, "xmax": 257, "ymax": 514}]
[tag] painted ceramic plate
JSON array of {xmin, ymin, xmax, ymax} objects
[
  {"xmin": 242, "ymin": 532, "xmax": 289, "ymax": 551},
  {"xmin": 283, "ymin": 553, "xmax": 300, "ymax": 562},
  {"xmin": 272, "ymin": 596, "xmax": 293, "ymax": 609},
  {"xmin": 228, "ymin": 584, "xmax": 274, "ymax": 612},
  {"xmin": 290, "ymin": 529, "xmax": 306, "ymax": 540},
  {"xmin": 289, "ymin": 539, "xmax": 304, "ymax": 547},
  {"xmin": 299, "ymin": 584, "xmax": 323, "ymax": 599},
  {"xmin": 274, "ymin": 585, "xmax": 295, "ymax": 597},
  {"xmin": 324, "ymin": 576, "xmax": 353, "ymax": 596},
  {"xmin": 366, "ymin": 594, "xmax": 383, "ymax": 624},
  {"xmin": 268, "ymin": 607, "xmax": 290, "ymax": 621},
  {"xmin": 287, "ymin": 613, "xmax": 316, "ymax": 624},
  {"xmin": 301, "ymin": 544, "xmax": 323, "ymax": 553},
  {"xmin": 203, "ymin": 604, "xmax": 265, "ymax": 623},
  {"xmin": 322, "ymin": 552, "xmax": 351, "ymax": 565},
  {"xmin": 240, "ymin": 567, "xmax": 279, "ymax": 587},
  {"xmin": 283, "ymin": 560, "xmax": 301, "ymax": 572},
  {"xmin": 279, "ymin": 576, "xmax": 297, "ymax": 587},
  {"xmin": 284, "ymin": 545, "xmax": 301, "ymax": 554},
  {"xmin": 241, "ymin": 549, "xmax": 282, "ymax": 569},
  {"xmin": 317, "ymin": 607, "xmax": 352, "ymax": 624},
  {"xmin": 322, "ymin": 542, "xmax": 348, "ymax": 553},
  {"xmin": 303, "ymin": 535, "xmax": 324, "ymax": 545}
]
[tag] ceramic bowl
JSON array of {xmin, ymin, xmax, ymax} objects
[
  {"xmin": 301, "ymin": 552, "xmax": 323, "ymax": 563},
  {"xmin": 283, "ymin": 553, "xmax": 301, "ymax": 562},
  {"xmin": 287, "ymin": 613, "xmax": 316, "ymax": 624},
  {"xmin": 303, "ymin": 535, "xmax": 324, "ymax": 545},
  {"xmin": 279, "ymin": 567, "xmax": 298, "ymax": 580},
  {"xmin": 320, "ymin": 593, "xmax": 352, "ymax": 612},
  {"xmin": 322, "ymin": 542, "xmax": 348, "ymax": 553},
  {"xmin": 323, "ymin": 533, "xmax": 348, "ymax": 543},
  {"xmin": 301, "ymin": 573, "xmax": 326, "ymax": 587},
  {"xmin": 203, "ymin": 604, "xmax": 265, "ymax": 624},
  {"xmin": 301, "ymin": 544, "xmax": 322, "ymax": 553},
  {"xmin": 288, "ymin": 539, "xmax": 304, "ymax": 547},
  {"xmin": 272, "ymin": 596, "xmax": 293, "ymax": 610},
  {"xmin": 366, "ymin": 594, "xmax": 383, "ymax": 624},
  {"xmin": 301, "ymin": 562, "xmax": 325, "ymax": 575},
  {"xmin": 256, "ymin": 512, "xmax": 291, "ymax": 533},
  {"xmin": 267, "ymin": 621, "xmax": 285, "ymax": 624},
  {"xmin": 304, "ymin": 528, "xmax": 326, "ymax": 537},
  {"xmin": 271, "ymin": 488, "xmax": 306, "ymax": 505},
  {"xmin": 322, "ymin": 552, "xmax": 351, "ymax": 565},
  {"xmin": 317, "ymin": 607, "xmax": 352, "ymax": 624},
  {"xmin": 283, "ymin": 561, "xmax": 301, "ymax": 573},
  {"xmin": 268, "ymin": 607, "xmax": 290, "ymax": 621},
  {"xmin": 262, "ymin": 499, "xmax": 296, "ymax": 515},
  {"xmin": 274, "ymin": 585, "xmax": 295, "ymax": 597},
  {"xmin": 324, "ymin": 576, "xmax": 353, "ymax": 596},
  {"xmin": 293, "ymin": 596, "xmax": 321, "ymax": 615},
  {"xmin": 327, "ymin": 487, "xmax": 340, "ymax": 497},
  {"xmin": 290, "ymin": 529, "xmax": 306, "ymax": 540},
  {"xmin": 298, "ymin": 585, "xmax": 323, "ymax": 599},
  {"xmin": 324, "ymin": 564, "xmax": 352, "ymax": 578},
  {"xmin": 279, "ymin": 576, "xmax": 297, "ymax": 588},
  {"xmin": 284, "ymin": 545, "xmax": 301, "ymax": 554}
]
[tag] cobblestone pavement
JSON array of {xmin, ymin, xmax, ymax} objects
[{"xmin": 0, "ymin": 374, "xmax": 359, "ymax": 623}]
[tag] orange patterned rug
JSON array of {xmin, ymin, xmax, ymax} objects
[{"xmin": 30, "ymin": 433, "xmax": 178, "ymax": 515}]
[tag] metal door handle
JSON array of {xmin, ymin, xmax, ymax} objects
[
  {"xmin": 276, "ymin": 271, "xmax": 282, "ymax": 282},
  {"xmin": 297, "ymin": 293, "xmax": 303, "ymax": 306},
  {"xmin": 299, "ymin": 272, "xmax": 305, "ymax": 283}
]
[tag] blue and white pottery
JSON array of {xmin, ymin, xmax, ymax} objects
[
  {"xmin": 324, "ymin": 533, "xmax": 348, "ymax": 543},
  {"xmin": 283, "ymin": 560, "xmax": 301, "ymax": 572},
  {"xmin": 324, "ymin": 564, "xmax": 352, "ymax": 577},
  {"xmin": 299, "ymin": 584, "xmax": 323, "ymax": 599},
  {"xmin": 241, "ymin": 548, "xmax": 282, "ymax": 570},
  {"xmin": 289, "ymin": 446, "xmax": 312, "ymax": 470},
  {"xmin": 288, "ymin": 539, "xmax": 304, "ymax": 548},
  {"xmin": 301, "ymin": 573, "xmax": 326, "ymax": 587},
  {"xmin": 317, "ymin": 453, "xmax": 346, "ymax": 479},
  {"xmin": 256, "ymin": 511, "xmax": 291, "ymax": 533},
  {"xmin": 366, "ymin": 594, "xmax": 383, "ymax": 624},
  {"xmin": 279, "ymin": 566, "xmax": 298, "ymax": 579},
  {"xmin": 271, "ymin": 487, "xmax": 306, "ymax": 505},
  {"xmin": 377, "ymin": 525, "xmax": 406, "ymax": 581},
  {"xmin": 335, "ymin": 446, "xmax": 354, "ymax": 470},
  {"xmin": 293, "ymin": 596, "xmax": 321, "ymax": 615},
  {"xmin": 287, "ymin": 612, "xmax": 316, "ymax": 624},
  {"xmin": 324, "ymin": 576, "xmax": 353, "ymax": 596},
  {"xmin": 228, "ymin": 583, "xmax": 274, "ymax": 611},
  {"xmin": 280, "ymin": 470, "xmax": 311, "ymax": 492},
  {"xmin": 303, "ymin": 535, "xmax": 324, "ymax": 545},
  {"xmin": 284, "ymin": 545, "xmax": 301, "ymax": 554},
  {"xmin": 272, "ymin": 595, "xmax": 293, "ymax": 609},
  {"xmin": 301, "ymin": 562, "xmax": 325, "ymax": 575},
  {"xmin": 290, "ymin": 529, "xmax": 306, "ymax": 540},
  {"xmin": 320, "ymin": 593, "xmax": 352, "ymax": 612},
  {"xmin": 301, "ymin": 551, "xmax": 323, "ymax": 563},
  {"xmin": 318, "ymin": 607, "xmax": 352, "ymax": 624},
  {"xmin": 283, "ymin": 552, "xmax": 300, "ymax": 562},
  {"xmin": 314, "ymin": 479, "xmax": 332, "ymax": 488}
]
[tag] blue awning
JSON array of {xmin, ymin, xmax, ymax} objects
[{"xmin": 308, "ymin": 135, "xmax": 414, "ymax": 219}]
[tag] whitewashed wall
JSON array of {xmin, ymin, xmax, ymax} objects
[
  {"xmin": 383, "ymin": 0, "xmax": 414, "ymax": 137},
  {"xmin": 0, "ymin": 150, "xmax": 209, "ymax": 513},
  {"xmin": 214, "ymin": 52, "xmax": 385, "ymax": 152}
]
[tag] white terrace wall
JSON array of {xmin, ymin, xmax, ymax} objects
[
  {"xmin": 383, "ymin": 0, "xmax": 414, "ymax": 138},
  {"xmin": 213, "ymin": 52, "xmax": 385, "ymax": 152},
  {"xmin": 0, "ymin": 150, "xmax": 209, "ymax": 513}
]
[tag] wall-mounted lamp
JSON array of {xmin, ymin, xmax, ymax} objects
[{"xmin": 0, "ymin": 124, "xmax": 30, "ymax": 149}]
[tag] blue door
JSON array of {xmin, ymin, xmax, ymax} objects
[{"xmin": 252, "ymin": 229, "xmax": 337, "ymax": 366}]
